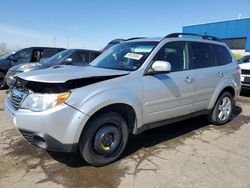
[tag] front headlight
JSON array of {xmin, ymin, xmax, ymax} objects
[{"xmin": 20, "ymin": 92, "xmax": 71, "ymax": 112}]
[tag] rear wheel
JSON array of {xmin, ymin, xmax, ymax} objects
[
  {"xmin": 79, "ymin": 112, "xmax": 129, "ymax": 166},
  {"xmin": 0, "ymin": 72, "xmax": 6, "ymax": 90},
  {"xmin": 208, "ymin": 92, "xmax": 233, "ymax": 125}
]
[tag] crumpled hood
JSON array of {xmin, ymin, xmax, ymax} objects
[
  {"xmin": 17, "ymin": 65, "xmax": 130, "ymax": 83},
  {"xmin": 239, "ymin": 63, "xmax": 250, "ymax": 70}
]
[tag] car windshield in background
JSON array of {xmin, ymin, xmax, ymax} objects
[
  {"xmin": 0, "ymin": 52, "xmax": 15, "ymax": 60},
  {"xmin": 91, "ymin": 42, "xmax": 158, "ymax": 71},
  {"xmin": 41, "ymin": 50, "xmax": 72, "ymax": 65},
  {"xmin": 238, "ymin": 56, "xmax": 250, "ymax": 64}
]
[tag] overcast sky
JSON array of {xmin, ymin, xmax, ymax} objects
[{"xmin": 0, "ymin": 0, "xmax": 250, "ymax": 50}]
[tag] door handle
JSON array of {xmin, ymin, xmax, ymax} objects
[
  {"xmin": 217, "ymin": 71, "xmax": 224, "ymax": 78},
  {"xmin": 184, "ymin": 76, "xmax": 193, "ymax": 83}
]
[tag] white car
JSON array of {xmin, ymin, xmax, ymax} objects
[{"xmin": 239, "ymin": 55, "xmax": 250, "ymax": 89}]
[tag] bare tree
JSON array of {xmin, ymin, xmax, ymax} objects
[{"xmin": 0, "ymin": 42, "xmax": 8, "ymax": 55}]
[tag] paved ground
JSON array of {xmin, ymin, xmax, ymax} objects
[{"xmin": 1, "ymin": 90, "xmax": 250, "ymax": 188}]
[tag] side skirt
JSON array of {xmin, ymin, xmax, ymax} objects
[{"xmin": 135, "ymin": 110, "xmax": 210, "ymax": 134}]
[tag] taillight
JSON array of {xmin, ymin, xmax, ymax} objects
[{"xmin": 236, "ymin": 66, "xmax": 241, "ymax": 74}]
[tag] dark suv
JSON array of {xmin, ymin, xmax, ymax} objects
[
  {"xmin": 0, "ymin": 47, "xmax": 64, "ymax": 89},
  {"xmin": 5, "ymin": 49, "xmax": 101, "ymax": 88}
]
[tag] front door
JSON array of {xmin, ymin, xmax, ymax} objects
[{"xmin": 142, "ymin": 41, "xmax": 194, "ymax": 124}]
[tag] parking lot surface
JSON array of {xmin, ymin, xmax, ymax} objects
[{"xmin": 1, "ymin": 90, "xmax": 250, "ymax": 188}]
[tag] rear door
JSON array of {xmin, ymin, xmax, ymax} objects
[
  {"xmin": 142, "ymin": 41, "xmax": 194, "ymax": 124},
  {"xmin": 188, "ymin": 42, "xmax": 231, "ymax": 111}
]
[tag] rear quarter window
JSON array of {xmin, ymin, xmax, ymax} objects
[{"xmin": 212, "ymin": 44, "xmax": 232, "ymax": 65}]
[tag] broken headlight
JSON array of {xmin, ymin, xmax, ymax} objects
[{"xmin": 21, "ymin": 92, "xmax": 70, "ymax": 112}]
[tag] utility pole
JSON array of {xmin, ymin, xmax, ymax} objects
[
  {"xmin": 67, "ymin": 38, "xmax": 69, "ymax": 48},
  {"xmin": 53, "ymin": 36, "xmax": 56, "ymax": 47}
]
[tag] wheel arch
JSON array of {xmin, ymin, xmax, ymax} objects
[{"xmin": 208, "ymin": 84, "xmax": 236, "ymax": 110}]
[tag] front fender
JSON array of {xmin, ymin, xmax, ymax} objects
[{"xmin": 66, "ymin": 88, "xmax": 143, "ymax": 141}]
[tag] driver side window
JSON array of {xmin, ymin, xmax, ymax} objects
[
  {"xmin": 12, "ymin": 48, "xmax": 32, "ymax": 62},
  {"xmin": 153, "ymin": 41, "xmax": 188, "ymax": 72}
]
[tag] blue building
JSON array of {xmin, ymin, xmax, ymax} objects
[{"xmin": 183, "ymin": 18, "xmax": 250, "ymax": 52}]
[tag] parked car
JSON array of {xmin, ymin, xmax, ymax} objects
[
  {"xmin": 102, "ymin": 37, "xmax": 145, "ymax": 51},
  {"xmin": 5, "ymin": 33, "xmax": 241, "ymax": 166},
  {"xmin": 5, "ymin": 49, "xmax": 101, "ymax": 88},
  {"xmin": 102, "ymin": 39, "xmax": 125, "ymax": 52},
  {"xmin": 0, "ymin": 47, "xmax": 65, "ymax": 89},
  {"xmin": 238, "ymin": 55, "xmax": 250, "ymax": 89},
  {"xmin": 238, "ymin": 55, "xmax": 250, "ymax": 64}
]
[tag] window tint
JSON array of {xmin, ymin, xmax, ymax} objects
[
  {"xmin": 71, "ymin": 51, "xmax": 89, "ymax": 65},
  {"xmin": 13, "ymin": 48, "xmax": 32, "ymax": 62},
  {"xmin": 89, "ymin": 52, "xmax": 100, "ymax": 62},
  {"xmin": 154, "ymin": 41, "xmax": 188, "ymax": 72},
  {"xmin": 189, "ymin": 42, "xmax": 216, "ymax": 69},
  {"xmin": 212, "ymin": 44, "xmax": 232, "ymax": 65},
  {"xmin": 43, "ymin": 49, "xmax": 62, "ymax": 58}
]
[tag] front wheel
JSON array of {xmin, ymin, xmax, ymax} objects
[
  {"xmin": 79, "ymin": 112, "xmax": 129, "ymax": 166},
  {"xmin": 208, "ymin": 92, "xmax": 233, "ymax": 125}
]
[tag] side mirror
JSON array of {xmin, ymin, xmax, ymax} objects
[
  {"xmin": 64, "ymin": 58, "xmax": 73, "ymax": 65},
  {"xmin": 150, "ymin": 61, "xmax": 171, "ymax": 74}
]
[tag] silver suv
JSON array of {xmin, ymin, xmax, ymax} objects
[{"xmin": 4, "ymin": 33, "xmax": 241, "ymax": 166}]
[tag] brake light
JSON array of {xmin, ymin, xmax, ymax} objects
[{"xmin": 236, "ymin": 66, "xmax": 241, "ymax": 74}]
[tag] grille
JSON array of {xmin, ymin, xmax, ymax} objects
[
  {"xmin": 241, "ymin": 69, "xmax": 250, "ymax": 75},
  {"xmin": 19, "ymin": 129, "xmax": 35, "ymax": 144},
  {"xmin": 10, "ymin": 89, "xmax": 27, "ymax": 110}
]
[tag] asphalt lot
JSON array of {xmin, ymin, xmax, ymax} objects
[{"xmin": 1, "ymin": 90, "xmax": 250, "ymax": 188}]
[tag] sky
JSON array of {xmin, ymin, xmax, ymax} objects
[{"xmin": 0, "ymin": 0, "xmax": 250, "ymax": 50}]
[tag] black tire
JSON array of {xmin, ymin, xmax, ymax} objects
[
  {"xmin": 79, "ymin": 112, "xmax": 129, "ymax": 166},
  {"xmin": 0, "ymin": 72, "xmax": 7, "ymax": 90},
  {"xmin": 208, "ymin": 92, "xmax": 233, "ymax": 125}
]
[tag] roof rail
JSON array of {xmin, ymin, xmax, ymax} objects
[
  {"xmin": 164, "ymin": 33, "xmax": 221, "ymax": 42},
  {"xmin": 125, "ymin": 37, "xmax": 147, "ymax": 41}
]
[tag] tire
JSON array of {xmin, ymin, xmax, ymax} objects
[
  {"xmin": 0, "ymin": 72, "xmax": 7, "ymax": 90},
  {"xmin": 79, "ymin": 112, "xmax": 129, "ymax": 166},
  {"xmin": 208, "ymin": 92, "xmax": 233, "ymax": 125}
]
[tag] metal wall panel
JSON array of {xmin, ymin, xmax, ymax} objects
[{"xmin": 183, "ymin": 18, "xmax": 250, "ymax": 51}]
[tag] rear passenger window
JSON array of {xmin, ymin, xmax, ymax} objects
[
  {"xmin": 90, "ymin": 52, "xmax": 100, "ymax": 62},
  {"xmin": 154, "ymin": 41, "xmax": 188, "ymax": 72},
  {"xmin": 212, "ymin": 44, "xmax": 232, "ymax": 65},
  {"xmin": 189, "ymin": 42, "xmax": 216, "ymax": 69},
  {"xmin": 43, "ymin": 49, "xmax": 61, "ymax": 58}
]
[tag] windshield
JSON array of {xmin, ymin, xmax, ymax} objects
[
  {"xmin": 238, "ymin": 56, "xmax": 250, "ymax": 64},
  {"xmin": 91, "ymin": 42, "xmax": 158, "ymax": 71},
  {"xmin": 41, "ymin": 50, "xmax": 72, "ymax": 65},
  {"xmin": 0, "ymin": 52, "xmax": 15, "ymax": 60}
]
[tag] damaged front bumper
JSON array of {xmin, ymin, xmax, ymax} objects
[{"xmin": 4, "ymin": 98, "xmax": 88, "ymax": 152}]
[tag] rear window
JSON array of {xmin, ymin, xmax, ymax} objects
[
  {"xmin": 43, "ymin": 49, "xmax": 62, "ymax": 58},
  {"xmin": 212, "ymin": 44, "xmax": 232, "ymax": 65},
  {"xmin": 189, "ymin": 42, "xmax": 216, "ymax": 69}
]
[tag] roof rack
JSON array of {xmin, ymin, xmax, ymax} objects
[
  {"xmin": 164, "ymin": 33, "xmax": 221, "ymax": 42},
  {"xmin": 125, "ymin": 37, "xmax": 146, "ymax": 41}
]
